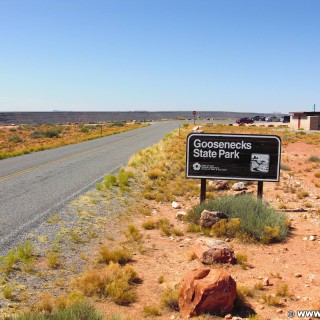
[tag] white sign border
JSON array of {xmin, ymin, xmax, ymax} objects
[{"xmin": 186, "ymin": 133, "xmax": 281, "ymax": 182}]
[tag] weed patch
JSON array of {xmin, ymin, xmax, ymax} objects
[
  {"xmin": 186, "ymin": 195, "xmax": 289, "ymax": 243},
  {"xmin": 98, "ymin": 246, "xmax": 132, "ymax": 265},
  {"xmin": 75, "ymin": 262, "xmax": 139, "ymax": 305},
  {"xmin": 161, "ymin": 286, "xmax": 179, "ymax": 311}
]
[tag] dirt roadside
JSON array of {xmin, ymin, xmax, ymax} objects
[{"xmin": 96, "ymin": 141, "xmax": 320, "ymax": 320}]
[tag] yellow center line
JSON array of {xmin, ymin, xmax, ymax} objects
[{"xmin": 0, "ymin": 134, "xmax": 136, "ymax": 183}]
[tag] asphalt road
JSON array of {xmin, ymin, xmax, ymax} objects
[{"xmin": 0, "ymin": 121, "xmax": 180, "ymax": 250}]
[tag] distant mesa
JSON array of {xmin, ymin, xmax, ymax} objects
[{"xmin": 0, "ymin": 111, "xmax": 288, "ymax": 125}]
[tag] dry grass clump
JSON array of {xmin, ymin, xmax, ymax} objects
[
  {"xmin": 104, "ymin": 174, "xmax": 117, "ymax": 189},
  {"xmin": 142, "ymin": 218, "xmax": 157, "ymax": 230},
  {"xmin": 98, "ymin": 168, "xmax": 134, "ymax": 192},
  {"xmin": 1, "ymin": 283, "xmax": 14, "ymax": 299},
  {"xmin": 297, "ymin": 190, "xmax": 309, "ymax": 199},
  {"xmin": 155, "ymin": 218, "xmax": 183, "ymax": 237},
  {"xmin": 161, "ymin": 286, "xmax": 179, "ymax": 311},
  {"xmin": 147, "ymin": 168, "xmax": 164, "ymax": 180},
  {"xmin": 46, "ymin": 250, "xmax": 62, "ymax": 269},
  {"xmin": 124, "ymin": 225, "xmax": 143, "ymax": 242},
  {"xmin": 143, "ymin": 305, "xmax": 161, "ymax": 317},
  {"xmin": 98, "ymin": 246, "xmax": 132, "ymax": 265},
  {"xmin": 261, "ymin": 294, "xmax": 282, "ymax": 306},
  {"xmin": 275, "ymin": 283, "xmax": 291, "ymax": 298},
  {"xmin": 0, "ymin": 240, "xmax": 35, "ymax": 274},
  {"xmin": 31, "ymin": 291, "xmax": 84, "ymax": 314},
  {"xmin": 235, "ymin": 252, "xmax": 249, "ymax": 269},
  {"xmin": 75, "ymin": 262, "xmax": 139, "ymax": 305},
  {"xmin": 186, "ymin": 223, "xmax": 201, "ymax": 233}
]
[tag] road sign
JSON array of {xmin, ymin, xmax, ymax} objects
[
  {"xmin": 186, "ymin": 133, "xmax": 281, "ymax": 182},
  {"xmin": 192, "ymin": 111, "xmax": 197, "ymax": 116}
]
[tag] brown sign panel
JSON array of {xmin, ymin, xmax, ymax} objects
[{"xmin": 186, "ymin": 133, "xmax": 281, "ymax": 181}]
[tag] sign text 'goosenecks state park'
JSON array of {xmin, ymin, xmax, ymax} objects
[{"xmin": 186, "ymin": 133, "xmax": 281, "ymax": 182}]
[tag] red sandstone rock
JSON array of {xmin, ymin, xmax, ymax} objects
[
  {"xmin": 194, "ymin": 238, "xmax": 235, "ymax": 264},
  {"xmin": 179, "ymin": 268, "xmax": 236, "ymax": 318}
]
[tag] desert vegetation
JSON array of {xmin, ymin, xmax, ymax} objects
[
  {"xmin": 0, "ymin": 122, "xmax": 147, "ymax": 159},
  {"xmin": 0, "ymin": 123, "xmax": 319, "ymax": 319}
]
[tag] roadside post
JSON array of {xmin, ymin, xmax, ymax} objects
[
  {"xmin": 192, "ymin": 111, "xmax": 197, "ymax": 125},
  {"xmin": 186, "ymin": 133, "xmax": 281, "ymax": 203}
]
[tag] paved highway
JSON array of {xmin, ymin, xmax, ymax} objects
[{"xmin": 0, "ymin": 121, "xmax": 180, "ymax": 251}]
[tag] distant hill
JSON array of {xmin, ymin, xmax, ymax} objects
[{"xmin": 0, "ymin": 111, "xmax": 287, "ymax": 125}]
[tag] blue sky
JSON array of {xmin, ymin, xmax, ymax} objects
[{"xmin": 0, "ymin": 0, "xmax": 319, "ymax": 113}]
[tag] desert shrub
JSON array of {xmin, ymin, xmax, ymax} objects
[
  {"xmin": 98, "ymin": 246, "xmax": 132, "ymax": 265},
  {"xmin": 17, "ymin": 240, "xmax": 34, "ymax": 263},
  {"xmin": 8, "ymin": 135, "xmax": 24, "ymax": 143},
  {"xmin": 309, "ymin": 156, "xmax": 320, "ymax": 163},
  {"xmin": 186, "ymin": 195, "xmax": 289, "ymax": 243},
  {"xmin": 96, "ymin": 182, "xmax": 103, "ymax": 191},
  {"xmin": 147, "ymin": 168, "xmax": 164, "ymax": 180},
  {"xmin": 211, "ymin": 218, "xmax": 241, "ymax": 238},
  {"xmin": 278, "ymin": 203, "xmax": 287, "ymax": 209},
  {"xmin": 80, "ymin": 125, "xmax": 95, "ymax": 133},
  {"xmin": 124, "ymin": 225, "xmax": 143, "ymax": 242},
  {"xmin": 117, "ymin": 168, "xmax": 134, "ymax": 191},
  {"xmin": 143, "ymin": 305, "xmax": 161, "ymax": 317},
  {"xmin": 275, "ymin": 283, "xmax": 291, "ymax": 297},
  {"xmin": 6, "ymin": 301, "xmax": 103, "ymax": 320},
  {"xmin": 156, "ymin": 218, "xmax": 171, "ymax": 236},
  {"xmin": 142, "ymin": 218, "xmax": 157, "ymax": 230},
  {"xmin": 110, "ymin": 121, "xmax": 125, "ymax": 127},
  {"xmin": 184, "ymin": 201, "xmax": 209, "ymax": 224},
  {"xmin": 30, "ymin": 131, "xmax": 44, "ymax": 139},
  {"xmin": 235, "ymin": 252, "xmax": 248, "ymax": 269},
  {"xmin": 186, "ymin": 224, "xmax": 201, "ymax": 233},
  {"xmin": 262, "ymin": 294, "xmax": 282, "ymax": 306},
  {"xmin": 104, "ymin": 174, "xmax": 117, "ymax": 188},
  {"xmin": 161, "ymin": 286, "xmax": 179, "ymax": 311},
  {"xmin": 75, "ymin": 262, "xmax": 139, "ymax": 305},
  {"xmin": 297, "ymin": 190, "xmax": 309, "ymax": 199},
  {"xmin": 280, "ymin": 163, "xmax": 291, "ymax": 171},
  {"xmin": 47, "ymin": 251, "xmax": 61, "ymax": 269},
  {"xmin": 43, "ymin": 130, "xmax": 60, "ymax": 138},
  {"xmin": 0, "ymin": 249, "xmax": 19, "ymax": 274},
  {"xmin": 1, "ymin": 283, "xmax": 14, "ymax": 299},
  {"xmin": 315, "ymin": 172, "xmax": 320, "ymax": 178}
]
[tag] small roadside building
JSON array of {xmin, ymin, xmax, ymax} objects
[{"xmin": 289, "ymin": 111, "xmax": 320, "ymax": 130}]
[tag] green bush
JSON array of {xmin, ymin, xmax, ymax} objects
[
  {"xmin": 186, "ymin": 195, "xmax": 289, "ymax": 243},
  {"xmin": 118, "ymin": 168, "xmax": 134, "ymax": 191},
  {"xmin": 110, "ymin": 121, "xmax": 125, "ymax": 127},
  {"xmin": 104, "ymin": 174, "xmax": 117, "ymax": 188},
  {"xmin": 80, "ymin": 125, "xmax": 95, "ymax": 133},
  {"xmin": 43, "ymin": 130, "xmax": 60, "ymax": 138},
  {"xmin": 8, "ymin": 135, "xmax": 24, "ymax": 143},
  {"xmin": 4, "ymin": 302, "xmax": 103, "ymax": 320},
  {"xmin": 30, "ymin": 131, "xmax": 44, "ymax": 139},
  {"xmin": 309, "ymin": 156, "xmax": 320, "ymax": 163}
]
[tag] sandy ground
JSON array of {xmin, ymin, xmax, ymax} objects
[{"xmin": 96, "ymin": 141, "xmax": 320, "ymax": 320}]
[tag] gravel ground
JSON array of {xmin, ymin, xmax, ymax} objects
[{"xmin": 0, "ymin": 179, "xmax": 135, "ymax": 317}]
